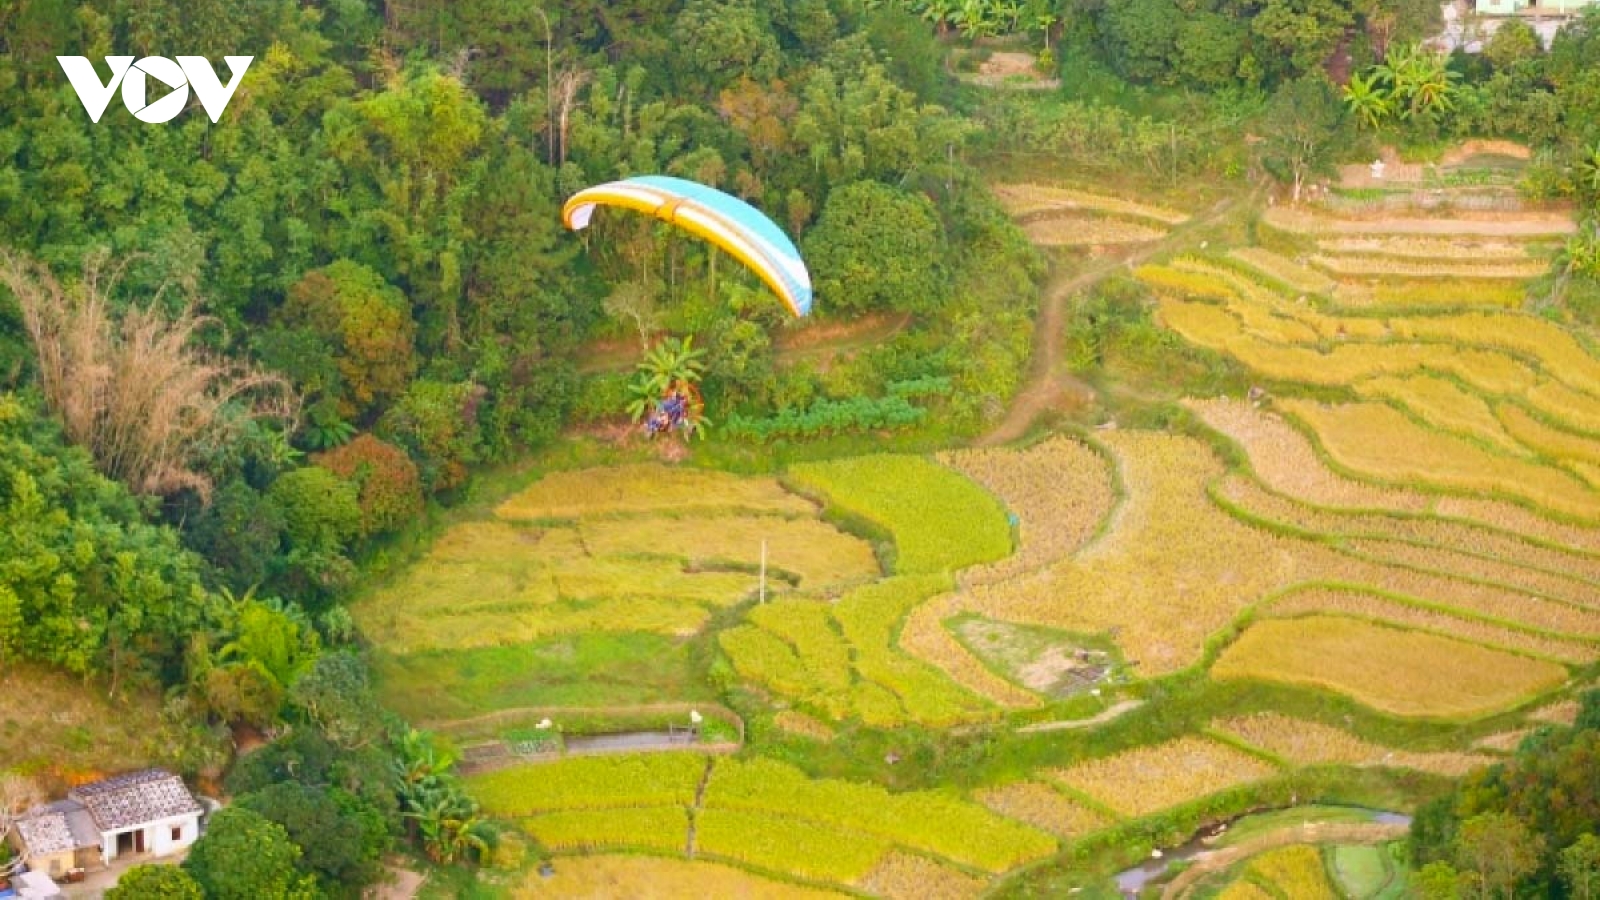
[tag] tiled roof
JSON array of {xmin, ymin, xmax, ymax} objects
[
  {"xmin": 68, "ymin": 769, "xmax": 201, "ymax": 832},
  {"xmin": 14, "ymin": 809, "xmax": 75, "ymax": 856}
]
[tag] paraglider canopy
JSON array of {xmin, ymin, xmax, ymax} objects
[{"xmin": 562, "ymin": 175, "xmax": 813, "ymax": 317}]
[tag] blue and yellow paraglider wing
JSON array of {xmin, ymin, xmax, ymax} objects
[{"xmin": 562, "ymin": 175, "xmax": 813, "ymax": 317}]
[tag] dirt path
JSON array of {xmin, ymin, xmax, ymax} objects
[
  {"xmin": 1015, "ymin": 699, "xmax": 1143, "ymax": 734},
  {"xmin": 978, "ymin": 193, "xmax": 1246, "ymax": 447},
  {"xmin": 1158, "ymin": 821, "xmax": 1407, "ymax": 899}
]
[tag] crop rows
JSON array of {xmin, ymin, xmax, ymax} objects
[
  {"xmin": 1139, "ymin": 263, "xmax": 1323, "ymax": 343},
  {"xmin": 1238, "ymin": 845, "xmax": 1339, "ymax": 900},
  {"xmin": 720, "ymin": 622, "xmax": 852, "ymax": 719},
  {"xmin": 1388, "ymin": 311, "xmax": 1600, "ymax": 399},
  {"xmin": 1160, "ymin": 298, "xmax": 1538, "ymax": 394},
  {"xmin": 1316, "ymin": 236, "xmax": 1533, "ymax": 261},
  {"xmin": 1218, "ymin": 474, "xmax": 1600, "ymax": 580},
  {"xmin": 858, "ymin": 852, "xmax": 987, "ymax": 900},
  {"xmin": 519, "ymin": 856, "xmax": 844, "ymax": 899},
  {"xmin": 1354, "ymin": 374, "xmax": 1525, "ymax": 455},
  {"xmin": 521, "ymin": 807, "xmax": 688, "ymax": 853},
  {"xmin": 962, "ymin": 432, "xmax": 1324, "ymax": 674},
  {"xmin": 1526, "ymin": 380, "xmax": 1600, "ymax": 435},
  {"xmin": 702, "ymin": 757, "xmax": 1056, "ymax": 872},
  {"xmin": 1193, "ymin": 399, "xmax": 1600, "ymax": 554},
  {"xmin": 1309, "ymin": 254, "xmax": 1545, "ymax": 279},
  {"xmin": 974, "ymin": 781, "xmax": 1115, "ymax": 837},
  {"xmin": 1023, "ymin": 216, "xmax": 1166, "ymax": 246},
  {"xmin": 580, "ymin": 515, "xmax": 879, "ymax": 591},
  {"xmin": 1264, "ymin": 587, "xmax": 1598, "ymax": 664},
  {"xmin": 1334, "ymin": 553, "xmax": 1600, "ymax": 638},
  {"xmin": 1213, "ymin": 712, "xmax": 1494, "ymax": 775},
  {"xmin": 372, "ymin": 595, "xmax": 712, "ymax": 653},
  {"xmin": 1188, "ymin": 398, "xmax": 1429, "ymax": 512},
  {"xmin": 495, "ymin": 463, "xmax": 813, "ymax": 519},
  {"xmin": 1261, "ymin": 205, "xmax": 1576, "ymax": 238},
  {"xmin": 721, "ymin": 576, "xmax": 989, "ymax": 726},
  {"xmin": 833, "ymin": 576, "xmax": 990, "ymax": 725},
  {"xmin": 937, "ymin": 437, "xmax": 1115, "ymax": 584},
  {"xmin": 1342, "ymin": 537, "xmax": 1598, "ymax": 609},
  {"xmin": 1342, "ymin": 279, "xmax": 1528, "ymax": 310},
  {"xmin": 1212, "ymin": 615, "xmax": 1567, "ymax": 718},
  {"xmin": 787, "ymin": 455, "xmax": 1012, "ymax": 575},
  {"xmin": 1047, "ymin": 736, "xmax": 1278, "ymax": 818},
  {"xmin": 1278, "ymin": 399, "xmax": 1600, "ymax": 521},
  {"xmin": 467, "ymin": 753, "xmax": 705, "ymax": 815},
  {"xmin": 1134, "ymin": 264, "xmax": 1237, "ymax": 300},
  {"xmin": 694, "ymin": 809, "xmax": 890, "ymax": 884},
  {"xmin": 1228, "ymin": 247, "xmax": 1337, "ymax": 294},
  {"xmin": 1170, "ymin": 258, "xmax": 1292, "ymax": 308},
  {"xmin": 990, "ymin": 182, "xmax": 1189, "ymax": 224}
]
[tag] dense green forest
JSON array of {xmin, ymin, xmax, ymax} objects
[{"xmin": 2, "ymin": 0, "xmax": 1600, "ymax": 895}]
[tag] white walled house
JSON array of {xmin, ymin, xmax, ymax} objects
[
  {"xmin": 70, "ymin": 769, "xmax": 203, "ymax": 862},
  {"xmin": 8, "ymin": 769, "xmax": 203, "ymax": 877}
]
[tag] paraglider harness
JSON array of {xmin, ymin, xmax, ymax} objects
[{"xmin": 645, "ymin": 381, "xmax": 703, "ymax": 438}]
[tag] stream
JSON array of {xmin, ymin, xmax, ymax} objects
[{"xmin": 1112, "ymin": 807, "xmax": 1412, "ymax": 896}]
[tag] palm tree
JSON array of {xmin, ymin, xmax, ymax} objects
[
  {"xmin": 1560, "ymin": 223, "xmax": 1600, "ymax": 279},
  {"xmin": 997, "ymin": 0, "xmax": 1025, "ymax": 33},
  {"xmin": 627, "ymin": 334, "xmax": 708, "ymax": 423},
  {"xmin": 1409, "ymin": 59, "xmax": 1461, "ymax": 118},
  {"xmin": 1574, "ymin": 144, "xmax": 1600, "ymax": 199},
  {"xmin": 920, "ymin": 0, "xmax": 959, "ymax": 34},
  {"xmin": 409, "ymin": 794, "xmax": 493, "ymax": 865},
  {"xmin": 1342, "ymin": 71, "xmax": 1393, "ymax": 130},
  {"xmin": 1032, "ymin": 8, "xmax": 1059, "ymax": 50},
  {"xmin": 394, "ymin": 728, "xmax": 460, "ymax": 792},
  {"xmin": 953, "ymin": 0, "xmax": 996, "ymax": 38},
  {"xmin": 1375, "ymin": 44, "xmax": 1424, "ymax": 112}
]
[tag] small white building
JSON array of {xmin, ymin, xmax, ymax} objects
[{"xmin": 7, "ymin": 769, "xmax": 202, "ymax": 878}]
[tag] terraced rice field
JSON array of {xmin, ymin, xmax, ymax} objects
[
  {"xmin": 364, "ymin": 185, "xmax": 1600, "ymax": 898},
  {"xmin": 1213, "ymin": 616, "xmax": 1567, "ymax": 718},
  {"xmin": 990, "ymin": 183, "xmax": 1190, "ymax": 224},
  {"xmin": 354, "ymin": 468, "xmax": 879, "ymax": 654},
  {"xmin": 512, "ymin": 855, "xmax": 847, "ymax": 899},
  {"xmin": 787, "ymin": 455, "xmax": 1012, "ymax": 574},
  {"xmin": 1048, "ymin": 736, "xmax": 1279, "ymax": 817},
  {"xmin": 1213, "ymin": 712, "xmax": 1494, "ymax": 775},
  {"xmin": 1022, "ymin": 216, "xmax": 1167, "ymax": 246},
  {"xmin": 938, "ymin": 437, "xmax": 1116, "ymax": 582},
  {"xmin": 958, "ymin": 432, "xmax": 1315, "ymax": 674},
  {"xmin": 721, "ymin": 575, "xmax": 990, "ymax": 726},
  {"xmin": 468, "ymin": 752, "xmax": 1055, "ymax": 893},
  {"xmin": 974, "ymin": 781, "xmax": 1115, "ymax": 837},
  {"xmin": 1221, "ymin": 844, "xmax": 1341, "ymax": 900}
]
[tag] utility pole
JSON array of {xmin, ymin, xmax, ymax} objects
[{"xmin": 759, "ymin": 539, "xmax": 768, "ymax": 604}]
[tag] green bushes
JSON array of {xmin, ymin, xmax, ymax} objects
[
  {"xmin": 311, "ymin": 434, "xmax": 424, "ymax": 537},
  {"xmin": 720, "ymin": 378, "xmax": 951, "ymax": 442}
]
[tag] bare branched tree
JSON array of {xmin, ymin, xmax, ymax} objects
[
  {"xmin": 0, "ymin": 248, "xmax": 299, "ymax": 500},
  {"xmin": 0, "ymin": 774, "xmax": 42, "ymax": 877},
  {"xmin": 602, "ymin": 279, "xmax": 664, "ymax": 351},
  {"xmin": 555, "ymin": 64, "xmax": 592, "ymax": 166}
]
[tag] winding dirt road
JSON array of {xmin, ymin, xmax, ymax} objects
[{"xmin": 977, "ymin": 193, "xmax": 1250, "ymax": 447}]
